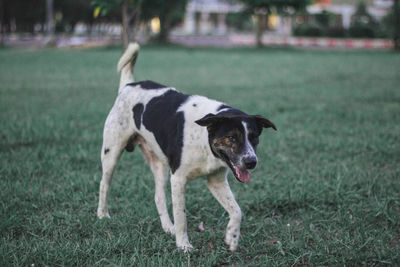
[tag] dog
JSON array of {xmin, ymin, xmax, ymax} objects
[{"xmin": 97, "ymin": 43, "xmax": 276, "ymax": 252}]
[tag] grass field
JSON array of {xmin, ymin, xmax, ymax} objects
[{"xmin": 1, "ymin": 45, "xmax": 400, "ymax": 266}]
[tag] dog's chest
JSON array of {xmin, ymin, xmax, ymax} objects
[
  {"xmin": 179, "ymin": 127, "xmax": 224, "ymax": 179},
  {"xmin": 129, "ymin": 89, "xmax": 226, "ymax": 178},
  {"xmin": 177, "ymin": 96, "xmax": 227, "ymax": 178}
]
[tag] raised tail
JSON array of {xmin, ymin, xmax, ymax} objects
[{"xmin": 118, "ymin": 42, "xmax": 140, "ymax": 93}]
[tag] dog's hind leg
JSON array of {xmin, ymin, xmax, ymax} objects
[
  {"xmin": 138, "ymin": 137, "xmax": 175, "ymax": 235},
  {"xmin": 97, "ymin": 112, "xmax": 134, "ymax": 219},
  {"xmin": 206, "ymin": 169, "xmax": 242, "ymax": 252},
  {"xmin": 97, "ymin": 143, "xmax": 123, "ymax": 219}
]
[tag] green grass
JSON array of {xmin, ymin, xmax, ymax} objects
[{"xmin": 1, "ymin": 45, "xmax": 400, "ymax": 266}]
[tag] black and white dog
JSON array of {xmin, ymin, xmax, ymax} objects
[{"xmin": 97, "ymin": 43, "xmax": 276, "ymax": 252}]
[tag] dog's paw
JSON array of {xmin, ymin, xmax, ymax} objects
[
  {"xmin": 162, "ymin": 224, "xmax": 175, "ymax": 235},
  {"xmin": 97, "ymin": 209, "xmax": 111, "ymax": 219},
  {"xmin": 225, "ymin": 231, "xmax": 240, "ymax": 252},
  {"xmin": 224, "ymin": 238, "xmax": 238, "ymax": 252},
  {"xmin": 177, "ymin": 243, "xmax": 193, "ymax": 253},
  {"xmin": 176, "ymin": 238, "xmax": 193, "ymax": 252}
]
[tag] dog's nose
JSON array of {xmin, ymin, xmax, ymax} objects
[{"xmin": 244, "ymin": 157, "xmax": 257, "ymax": 170}]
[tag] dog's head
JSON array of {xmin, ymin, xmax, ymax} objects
[{"xmin": 195, "ymin": 109, "xmax": 276, "ymax": 183}]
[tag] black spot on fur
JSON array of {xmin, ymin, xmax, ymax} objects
[
  {"xmin": 125, "ymin": 135, "xmax": 137, "ymax": 152},
  {"xmin": 193, "ymin": 103, "xmax": 197, "ymax": 107},
  {"xmin": 142, "ymin": 90, "xmax": 189, "ymax": 173},
  {"xmin": 132, "ymin": 103, "xmax": 144, "ymax": 129},
  {"xmin": 125, "ymin": 143, "xmax": 134, "ymax": 152},
  {"xmin": 127, "ymin": 80, "xmax": 167, "ymax": 90},
  {"xmin": 104, "ymin": 148, "xmax": 110, "ymax": 154}
]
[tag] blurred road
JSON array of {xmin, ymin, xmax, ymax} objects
[
  {"xmin": 2, "ymin": 33, "xmax": 394, "ymax": 50},
  {"xmin": 171, "ymin": 34, "xmax": 394, "ymax": 49}
]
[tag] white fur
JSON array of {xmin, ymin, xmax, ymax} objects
[
  {"xmin": 242, "ymin": 121, "xmax": 257, "ymax": 164},
  {"xmin": 97, "ymin": 43, "xmax": 243, "ymax": 252}
]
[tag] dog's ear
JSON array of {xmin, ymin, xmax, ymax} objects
[
  {"xmin": 195, "ymin": 113, "xmax": 220, "ymax": 127},
  {"xmin": 254, "ymin": 115, "xmax": 277, "ymax": 131}
]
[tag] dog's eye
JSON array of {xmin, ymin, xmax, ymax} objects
[{"xmin": 227, "ymin": 136, "xmax": 236, "ymax": 143}]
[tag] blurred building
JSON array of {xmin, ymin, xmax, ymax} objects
[
  {"xmin": 307, "ymin": 0, "xmax": 393, "ymax": 29},
  {"xmin": 177, "ymin": 0, "xmax": 393, "ymax": 35},
  {"xmin": 181, "ymin": 0, "xmax": 243, "ymax": 35}
]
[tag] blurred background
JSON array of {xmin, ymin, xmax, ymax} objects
[
  {"xmin": 0, "ymin": 0, "xmax": 399, "ymax": 50},
  {"xmin": 1, "ymin": 1, "xmax": 400, "ymax": 266}
]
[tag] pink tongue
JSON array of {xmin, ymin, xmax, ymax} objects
[{"xmin": 234, "ymin": 166, "xmax": 251, "ymax": 183}]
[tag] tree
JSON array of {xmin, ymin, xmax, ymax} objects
[
  {"xmin": 238, "ymin": 0, "xmax": 309, "ymax": 47},
  {"xmin": 92, "ymin": 0, "xmax": 187, "ymax": 45},
  {"xmin": 0, "ymin": 0, "xmax": 4, "ymax": 46},
  {"xmin": 394, "ymin": 0, "xmax": 400, "ymax": 51},
  {"xmin": 381, "ymin": 0, "xmax": 400, "ymax": 50},
  {"xmin": 92, "ymin": 0, "xmax": 142, "ymax": 47},
  {"xmin": 348, "ymin": 1, "xmax": 379, "ymax": 38},
  {"xmin": 1, "ymin": 0, "xmax": 46, "ymax": 33},
  {"xmin": 141, "ymin": 0, "xmax": 187, "ymax": 43},
  {"xmin": 54, "ymin": 0, "xmax": 94, "ymax": 33},
  {"xmin": 45, "ymin": 0, "xmax": 55, "ymax": 46}
]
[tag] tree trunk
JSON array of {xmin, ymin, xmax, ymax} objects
[
  {"xmin": 45, "ymin": 0, "xmax": 55, "ymax": 46},
  {"xmin": 0, "ymin": 0, "xmax": 4, "ymax": 46},
  {"xmin": 255, "ymin": 13, "xmax": 267, "ymax": 48},
  {"xmin": 132, "ymin": 0, "xmax": 142, "ymax": 41},
  {"xmin": 255, "ymin": 13, "xmax": 263, "ymax": 47},
  {"xmin": 121, "ymin": 0, "xmax": 130, "ymax": 48},
  {"xmin": 156, "ymin": 2, "xmax": 175, "ymax": 44},
  {"xmin": 394, "ymin": 0, "xmax": 400, "ymax": 51},
  {"xmin": 158, "ymin": 15, "xmax": 171, "ymax": 43},
  {"xmin": 46, "ymin": 0, "xmax": 54, "ymax": 36}
]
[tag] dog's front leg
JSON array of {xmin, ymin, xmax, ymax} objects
[
  {"xmin": 207, "ymin": 170, "xmax": 242, "ymax": 252},
  {"xmin": 171, "ymin": 174, "xmax": 193, "ymax": 252}
]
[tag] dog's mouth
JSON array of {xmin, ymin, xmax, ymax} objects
[
  {"xmin": 231, "ymin": 164, "xmax": 251, "ymax": 183},
  {"xmin": 219, "ymin": 151, "xmax": 251, "ymax": 183}
]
